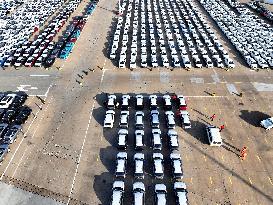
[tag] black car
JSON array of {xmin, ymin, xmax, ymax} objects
[
  {"xmin": 14, "ymin": 106, "xmax": 32, "ymax": 125},
  {"xmin": 1, "ymin": 109, "xmax": 17, "ymax": 123},
  {"xmin": 44, "ymin": 56, "xmax": 56, "ymax": 67}
]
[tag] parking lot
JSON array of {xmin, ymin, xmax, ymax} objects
[{"xmin": 0, "ymin": 0, "xmax": 272, "ymax": 204}]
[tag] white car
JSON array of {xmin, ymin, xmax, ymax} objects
[
  {"xmin": 133, "ymin": 182, "xmax": 145, "ymax": 204},
  {"xmin": 179, "ymin": 110, "xmax": 191, "ymax": 129},
  {"xmin": 119, "ymin": 111, "xmax": 129, "ymax": 128},
  {"xmin": 152, "ymin": 57, "xmax": 158, "ymax": 67},
  {"xmin": 155, "ymin": 184, "xmax": 167, "ymax": 205},
  {"xmin": 134, "ymin": 153, "xmax": 144, "ymax": 179},
  {"xmin": 206, "ymin": 125, "xmax": 222, "ymax": 146},
  {"xmin": 104, "ymin": 110, "xmax": 115, "ymax": 128},
  {"xmin": 153, "ymin": 153, "xmax": 164, "ymax": 179},
  {"xmin": 111, "ymin": 181, "xmax": 124, "ymax": 205},
  {"xmin": 170, "ymin": 152, "xmax": 183, "ymax": 179},
  {"xmin": 174, "ymin": 182, "xmax": 189, "ymax": 205},
  {"xmin": 115, "ymin": 152, "xmax": 127, "ymax": 178},
  {"xmin": 260, "ymin": 117, "xmax": 273, "ymax": 130}
]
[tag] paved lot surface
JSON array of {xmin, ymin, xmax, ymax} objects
[{"xmin": 0, "ymin": 0, "xmax": 272, "ymax": 204}]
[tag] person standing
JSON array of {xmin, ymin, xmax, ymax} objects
[{"xmin": 210, "ymin": 114, "xmax": 216, "ymax": 121}]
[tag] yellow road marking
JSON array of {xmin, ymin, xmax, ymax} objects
[
  {"xmin": 256, "ymin": 155, "xmax": 261, "ymax": 162},
  {"xmin": 185, "ymin": 155, "xmax": 189, "ymax": 161},
  {"xmin": 203, "ymin": 155, "xmax": 207, "ymax": 162},
  {"xmin": 209, "ymin": 177, "xmax": 213, "ymax": 185},
  {"xmin": 249, "ymin": 177, "xmax": 253, "ymax": 185},
  {"xmin": 229, "ymin": 176, "xmax": 232, "ymax": 185},
  {"xmin": 96, "ymin": 155, "xmax": 99, "ymax": 162},
  {"xmin": 190, "ymin": 177, "xmax": 193, "ymax": 184},
  {"xmin": 221, "ymin": 155, "xmax": 224, "ymax": 161},
  {"xmin": 268, "ymin": 177, "xmax": 273, "ymax": 186}
]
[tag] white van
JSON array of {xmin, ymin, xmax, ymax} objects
[{"xmin": 206, "ymin": 125, "xmax": 222, "ymax": 146}]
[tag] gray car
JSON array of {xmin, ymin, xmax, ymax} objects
[{"xmin": 3, "ymin": 125, "xmax": 21, "ymax": 144}]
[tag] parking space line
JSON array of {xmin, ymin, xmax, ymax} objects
[
  {"xmin": 229, "ymin": 176, "xmax": 233, "ymax": 185},
  {"xmin": 66, "ymin": 100, "xmax": 96, "ymax": 205},
  {"xmin": 209, "ymin": 176, "xmax": 213, "ymax": 185},
  {"xmin": 249, "ymin": 177, "xmax": 253, "ymax": 185},
  {"xmin": 203, "ymin": 155, "xmax": 207, "ymax": 162},
  {"xmin": 256, "ymin": 155, "xmax": 261, "ymax": 163},
  {"xmin": 268, "ymin": 177, "xmax": 273, "ymax": 186},
  {"xmin": 29, "ymin": 74, "xmax": 50, "ymax": 77}
]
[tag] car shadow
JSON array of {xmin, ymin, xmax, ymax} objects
[
  {"xmin": 93, "ymin": 172, "xmax": 113, "ymax": 205},
  {"xmin": 184, "ymin": 120, "xmax": 209, "ymax": 144},
  {"xmin": 239, "ymin": 110, "xmax": 271, "ymax": 127}
]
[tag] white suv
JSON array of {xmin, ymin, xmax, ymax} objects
[
  {"xmin": 154, "ymin": 184, "xmax": 167, "ymax": 205},
  {"xmin": 111, "ymin": 181, "xmax": 124, "ymax": 205},
  {"xmin": 104, "ymin": 110, "xmax": 115, "ymax": 128},
  {"xmin": 153, "ymin": 153, "xmax": 164, "ymax": 179},
  {"xmin": 206, "ymin": 125, "xmax": 222, "ymax": 146},
  {"xmin": 152, "ymin": 129, "xmax": 162, "ymax": 150},
  {"xmin": 134, "ymin": 153, "xmax": 144, "ymax": 179},
  {"xmin": 133, "ymin": 182, "xmax": 145, "ymax": 205},
  {"xmin": 119, "ymin": 111, "xmax": 129, "ymax": 128},
  {"xmin": 115, "ymin": 152, "xmax": 127, "ymax": 178}
]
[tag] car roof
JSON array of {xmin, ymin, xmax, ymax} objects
[
  {"xmin": 112, "ymin": 190, "xmax": 122, "ymax": 205},
  {"xmin": 153, "ymin": 134, "xmax": 161, "ymax": 144},
  {"xmin": 135, "ymin": 158, "xmax": 144, "ymax": 173},
  {"xmin": 170, "ymin": 135, "xmax": 178, "ymax": 146},
  {"xmin": 118, "ymin": 134, "xmax": 126, "ymax": 145},
  {"xmin": 207, "ymin": 126, "xmax": 222, "ymax": 142},
  {"xmin": 116, "ymin": 158, "xmax": 126, "ymax": 172},
  {"xmin": 156, "ymin": 194, "xmax": 166, "ymax": 205},
  {"xmin": 177, "ymin": 192, "xmax": 188, "ymax": 204}
]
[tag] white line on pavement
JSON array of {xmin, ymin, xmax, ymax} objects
[
  {"xmin": 30, "ymin": 74, "xmax": 50, "ymax": 77},
  {"xmin": 66, "ymin": 100, "xmax": 96, "ymax": 205}
]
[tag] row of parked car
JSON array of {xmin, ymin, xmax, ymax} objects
[
  {"xmin": 0, "ymin": 92, "xmax": 32, "ymax": 163},
  {"xmin": 200, "ymin": 0, "xmax": 273, "ymax": 69},
  {"xmin": 111, "ymin": 181, "xmax": 188, "ymax": 205},
  {"xmin": 0, "ymin": 0, "xmax": 85, "ymax": 68},
  {"xmin": 58, "ymin": 1, "xmax": 98, "ymax": 59},
  {"xmin": 248, "ymin": 1, "xmax": 273, "ymax": 22},
  {"xmin": 110, "ymin": 0, "xmax": 234, "ymax": 69},
  {"xmin": 105, "ymin": 93, "xmax": 189, "ymax": 204},
  {"xmin": 104, "ymin": 94, "xmax": 191, "ymax": 129},
  {"xmin": 0, "ymin": 0, "xmax": 66, "ymax": 65}
]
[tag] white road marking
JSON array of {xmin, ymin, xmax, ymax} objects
[
  {"xmin": 99, "ymin": 69, "xmax": 106, "ymax": 86},
  {"xmin": 252, "ymin": 82, "xmax": 273, "ymax": 92},
  {"xmin": 0, "ymin": 90, "xmax": 53, "ymax": 181},
  {"xmin": 160, "ymin": 71, "xmax": 169, "ymax": 83},
  {"xmin": 30, "ymin": 74, "xmax": 50, "ymax": 77},
  {"xmin": 66, "ymin": 100, "xmax": 96, "ymax": 205},
  {"xmin": 190, "ymin": 77, "xmax": 204, "ymax": 84},
  {"xmin": 226, "ymin": 83, "xmax": 238, "ymax": 95},
  {"xmin": 211, "ymin": 68, "xmax": 221, "ymax": 83},
  {"xmin": 185, "ymin": 95, "xmax": 228, "ymax": 98}
]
